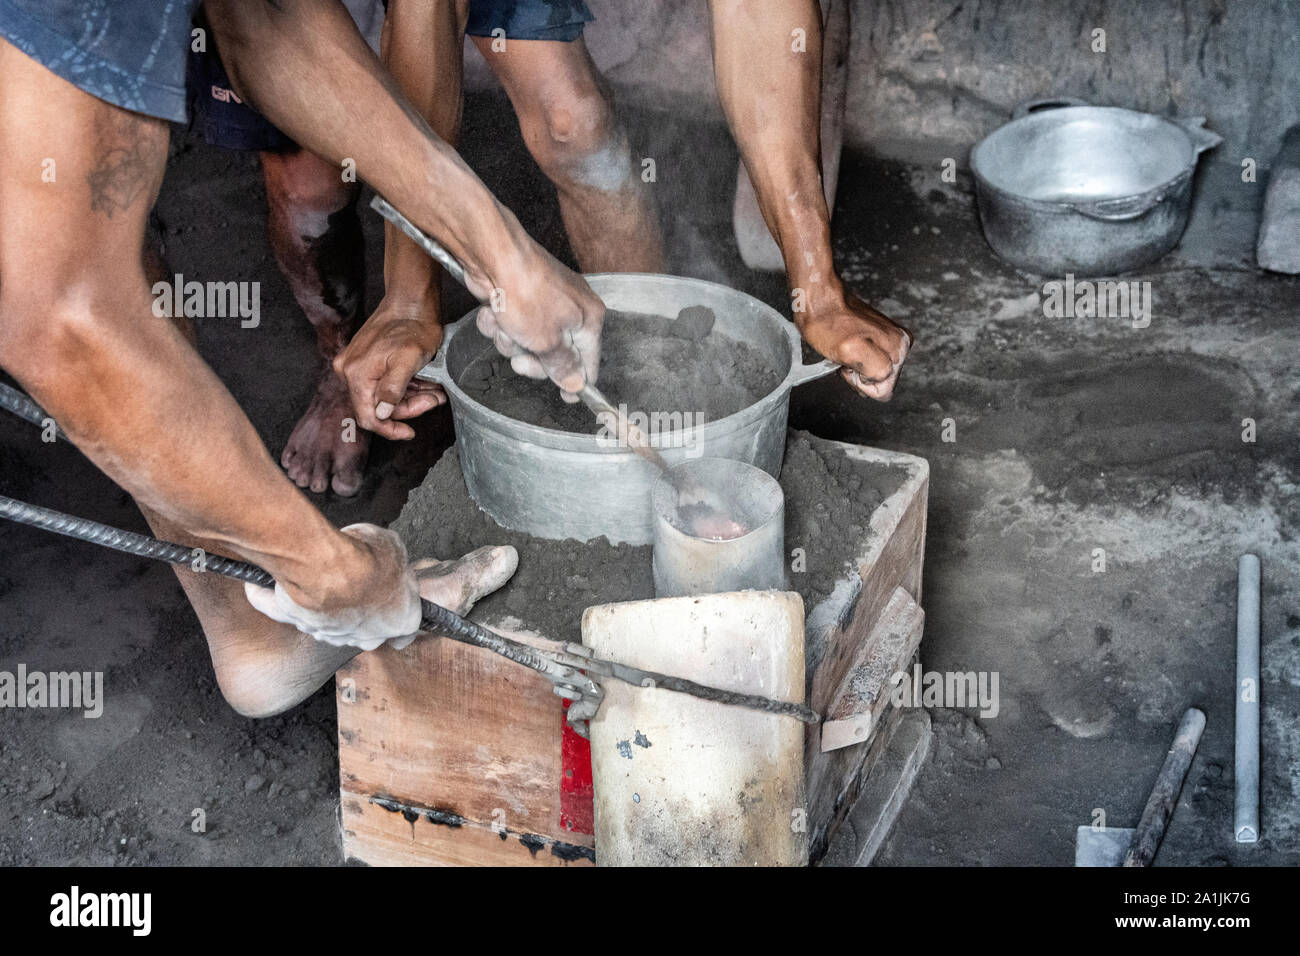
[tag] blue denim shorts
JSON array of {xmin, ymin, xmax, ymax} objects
[
  {"xmin": 0, "ymin": 0, "xmax": 594, "ymax": 145},
  {"xmin": 466, "ymin": 0, "xmax": 594, "ymax": 42},
  {"xmin": 190, "ymin": 0, "xmax": 593, "ymax": 153},
  {"xmin": 0, "ymin": 0, "xmax": 201, "ymax": 122}
]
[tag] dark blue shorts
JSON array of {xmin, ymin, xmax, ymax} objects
[
  {"xmin": 190, "ymin": 0, "xmax": 593, "ymax": 153},
  {"xmin": 187, "ymin": 31, "xmax": 296, "ymax": 153},
  {"xmin": 190, "ymin": 0, "xmax": 386, "ymax": 153},
  {"xmin": 466, "ymin": 0, "xmax": 594, "ymax": 42},
  {"xmin": 0, "ymin": 0, "xmax": 202, "ymax": 122}
]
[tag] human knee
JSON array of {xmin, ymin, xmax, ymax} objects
[
  {"xmin": 520, "ymin": 90, "xmax": 632, "ymax": 191},
  {"xmin": 262, "ymin": 149, "xmax": 357, "ymax": 227},
  {"xmin": 211, "ymin": 658, "xmax": 306, "ymax": 719},
  {"xmin": 0, "ymin": 274, "xmax": 135, "ymax": 378}
]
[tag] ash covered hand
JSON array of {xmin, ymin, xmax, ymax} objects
[
  {"xmin": 470, "ymin": 245, "xmax": 605, "ymax": 404},
  {"xmin": 243, "ymin": 524, "xmax": 518, "ymax": 651},
  {"xmin": 244, "ymin": 523, "xmax": 421, "ymax": 650}
]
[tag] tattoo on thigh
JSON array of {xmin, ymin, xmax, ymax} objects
[{"xmin": 85, "ymin": 112, "xmax": 164, "ymax": 219}]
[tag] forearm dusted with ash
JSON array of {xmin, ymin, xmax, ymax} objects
[{"xmin": 204, "ymin": 0, "xmax": 523, "ymax": 297}]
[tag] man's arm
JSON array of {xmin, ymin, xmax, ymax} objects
[
  {"xmin": 707, "ymin": 0, "xmax": 910, "ymax": 400},
  {"xmin": 332, "ymin": 0, "xmax": 470, "ymax": 440},
  {"xmin": 206, "ymin": 0, "xmax": 602, "ymax": 397},
  {"xmin": 0, "ymin": 36, "xmax": 389, "ymax": 623}
]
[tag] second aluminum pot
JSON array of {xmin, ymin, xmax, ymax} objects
[
  {"xmin": 970, "ymin": 98, "xmax": 1222, "ymax": 275},
  {"xmin": 416, "ymin": 273, "xmax": 836, "ymax": 545}
]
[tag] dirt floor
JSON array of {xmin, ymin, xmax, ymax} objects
[{"xmin": 1, "ymin": 89, "xmax": 1296, "ymax": 865}]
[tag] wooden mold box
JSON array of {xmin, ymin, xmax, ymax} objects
[{"xmin": 336, "ymin": 439, "xmax": 928, "ymax": 866}]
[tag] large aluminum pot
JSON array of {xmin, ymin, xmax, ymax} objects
[
  {"xmin": 970, "ymin": 98, "xmax": 1222, "ymax": 275},
  {"xmin": 416, "ymin": 274, "xmax": 837, "ymax": 545}
]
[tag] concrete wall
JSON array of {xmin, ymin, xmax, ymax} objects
[{"xmin": 465, "ymin": 0, "xmax": 1300, "ymax": 165}]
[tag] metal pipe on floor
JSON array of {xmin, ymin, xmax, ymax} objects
[
  {"xmin": 1121, "ymin": 707, "xmax": 1206, "ymax": 867},
  {"xmin": 1235, "ymin": 553, "xmax": 1261, "ymax": 843}
]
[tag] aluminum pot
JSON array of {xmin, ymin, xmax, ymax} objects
[
  {"xmin": 970, "ymin": 98, "xmax": 1222, "ymax": 275},
  {"xmin": 415, "ymin": 273, "xmax": 837, "ymax": 545}
]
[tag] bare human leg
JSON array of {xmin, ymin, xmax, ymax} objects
[
  {"xmin": 261, "ymin": 147, "xmax": 370, "ymax": 497},
  {"xmin": 206, "ymin": 0, "xmax": 605, "ymax": 431},
  {"xmin": 326, "ymin": 0, "xmax": 470, "ymax": 443},
  {"xmin": 336, "ymin": 12, "xmax": 662, "ymax": 437},
  {"xmin": 0, "ymin": 38, "xmax": 363, "ymax": 715},
  {"xmin": 473, "ymin": 35, "xmax": 665, "ymax": 274},
  {"xmin": 0, "ymin": 37, "xmax": 514, "ymax": 717}
]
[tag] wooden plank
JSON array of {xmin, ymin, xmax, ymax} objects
[
  {"xmin": 807, "ymin": 685, "xmax": 904, "ymax": 863},
  {"xmin": 338, "ymin": 438, "xmax": 929, "ymax": 866},
  {"xmin": 336, "ymin": 623, "xmax": 592, "ymax": 850},
  {"xmin": 341, "ymin": 792, "xmax": 594, "ymax": 867},
  {"xmin": 817, "ymin": 709, "xmax": 932, "ymax": 867},
  {"xmin": 808, "ymin": 454, "xmax": 929, "ymax": 714},
  {"xmin": 820, "ymin": 587, "xmax": 924, "ymax": 752},
  {"xmin": 802, "ymin": 442, "xmax": 929, "ymax": 861}
]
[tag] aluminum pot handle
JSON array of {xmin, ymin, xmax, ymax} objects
[
  {"xmin": 787, "ymin": 357, "xmax": 842, "ymax": 388},
  {"xmin": 778, "ymin": 319, "xmax": 842, "ymax": 388},
  {"xmin": 1172, "ymin": 115, "xmax": 1224, "ymax": 155},
  {"xmin": 1068, "ymin": 189, "xmax": 1166, "ymax": 222},
  {"xmin": 414, "ymin": 317, "xmax": 463, "ymax": 386},
  {"xmin": 1011, "ymin": 96, "xmax": 1089, "ymax": 120}
]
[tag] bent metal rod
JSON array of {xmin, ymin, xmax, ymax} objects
[{"xmin": 0, "ymin": 382, "xmax": 819, "ymax": 732}]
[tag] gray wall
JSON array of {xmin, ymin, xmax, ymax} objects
[{"xmin": 465, "ymin": 0, "xmax": 1300, "ymax": 165}]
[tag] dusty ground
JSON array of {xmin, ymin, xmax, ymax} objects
[{"xmin": 1, "ymin": 89, "xmax": 1296, "ymax": 865}]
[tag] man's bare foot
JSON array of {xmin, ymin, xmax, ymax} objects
[
  {"xmin": 413, "ymin": 545, "xmax": 520, "ymax": 616},
  {"xmin": 385, "ymin": 545, "xmax": 520, "ymax": 650},
  {"xmin": 281, "ymin": 369, "xmax": 370, "ymax": 497},
  {"xmin": 215, "ymin": 545, "xmax": 519, "ymax": 716}
]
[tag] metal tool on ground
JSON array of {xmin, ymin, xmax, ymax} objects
[
  {"xmin": 1074, "ymin": 706, "xmax": 1206, "ymax": 866},
  {"xmin": 0, "ymin": 476, "xmax": 819, "ymax": 736},
  {"xmin": 1235, "ymin": 554, "xmax": 1261, "ymax": 843},
  {"xmin": 370, "ymin": 194, "xmax": 751, "ymax": 536}
]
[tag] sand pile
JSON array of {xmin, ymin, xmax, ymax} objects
[{"xmin": 392, "ymin": 431, "xmax": 908, "ymax": 641}]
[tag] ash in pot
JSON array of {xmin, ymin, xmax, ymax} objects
[{"xmin": 458, "ymin": 306, "xmax": 782, "ymax": 433}]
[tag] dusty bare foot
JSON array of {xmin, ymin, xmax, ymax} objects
[
  {"xmin": 212, "ymin": 546, "xmax": 518, "ymax": 715},
  {"xmin": 386, "ymin": 546, "xmax": 520, "ymax": 651},
  {"xmin": 281, "ymin": 369, "xmax": 370, "ymax": 497},
  {"xmin": 413, "ymin": 546, "xmax": 520, "ymax": 617}
]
